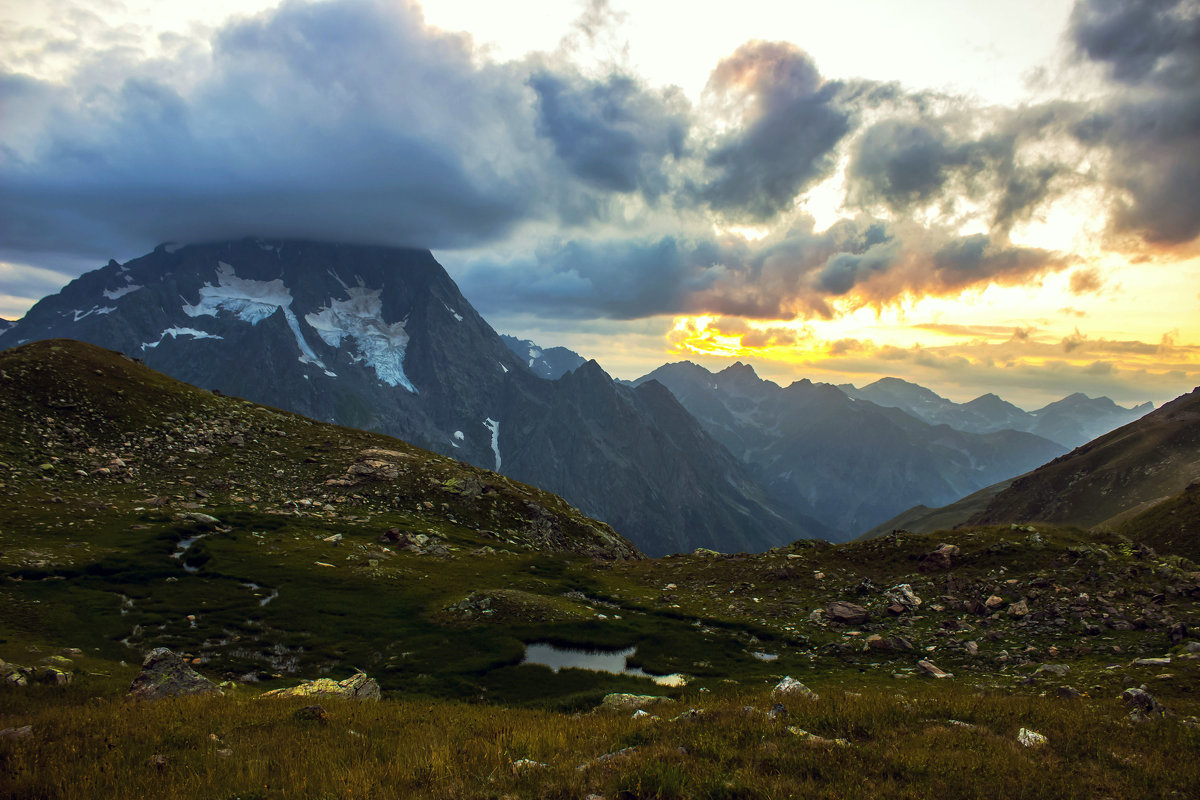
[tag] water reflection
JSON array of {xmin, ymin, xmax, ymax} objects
[{"xmin": 522, "ymin": 642, "xmax": 686, "ymax": 686}]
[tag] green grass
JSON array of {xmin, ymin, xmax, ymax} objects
[{"xmin": 1, "ymin": 677, "xmax": 1197, "ymax": 799}]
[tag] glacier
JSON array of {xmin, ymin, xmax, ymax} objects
[
  {"xmin": 305, "ymin": 281, "xmax": 416, "ymax": 393},
  {"xmin": 483, "ymin": 418, "xmax": 501, "ymax": 471},
  {"xmin": 142, "ymin": 327, "xmax": 224, "ymax": 350},
  {"xmin": 183, "ymin": 261, "xmax": 334, "ymax": 376}
]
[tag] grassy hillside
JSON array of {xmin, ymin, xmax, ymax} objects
[{"xmin": 2, "ymin": 340, "xmax": 1198, "ymax": 798}]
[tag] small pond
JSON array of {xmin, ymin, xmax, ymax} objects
[{"xmin": 521, "ymin": 642, "xmax": 686, "ymax": 686}]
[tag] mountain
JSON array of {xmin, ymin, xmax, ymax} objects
[
  {"xmin": 0, "ymin": 239, "xmax": 821, "ymax": 556},
  {"xmin": 968, "ymin": 387, "xmax": 1200, "ymax": 530},
  {"xmin": 840, "ymin": 377, "xmax": 1152, "ymax": 448},
  {"xmin": 633, "ymin": 361, "xmax": 1065, "ymax": 538},
  {"xmin": 500, "ymin": 335, "xmax": 586, "ymax": 380},
  {"xmin": 0, "ymin": 318, "xmax": 12, "ymax": 334}
]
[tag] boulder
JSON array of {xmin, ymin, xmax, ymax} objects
[
  {"xmin": 1121, "ymin": 687, "xmax": 1166, "ymax": 719},
  {"xmin": 261, "ymin": 672, "xmax": 380, "ymax": 701},
  {"xmin": 128, "ymin": 648, "xmax": 222, "ymax": 700},
  {"xmin": 825, "ymin": 601, "xmax": 869, "ymax": 625},
  {"xmin": 1008, "ymin": 600, "xmax": 1030, "ymax": 618}
]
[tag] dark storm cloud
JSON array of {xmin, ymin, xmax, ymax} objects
[
  {"xmin": 701, "ymin": 41, "xmax": 849, "ymax": 220},
  {"xmin": 0, "ymin": 0, "xmax": 549, "ymax": 263},
  {"xmin": 529, "ymin": 71, "xmax": 688, "ymax": 196},
  {"xmin": 1067, "ymin": 0, "xmax": 1200, "ymax": 245}
]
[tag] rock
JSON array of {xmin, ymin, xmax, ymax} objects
[
  {"xmin": 1056, "ymin": 686, "xmax": 1081, "ymax": 699},
  {"xmin": 1033, "ymin": 663, "xmax": 1071, "ymax": 678},
  {"xmin": 128, "ymin": 648, "xmax": 222, "ymax": 700},
  {"xmin": 1167, "ymin": 622, "xmax": 1188, "ymax": 643},
  {"xmin": 261, "ymin": 672, "xmax": 380, "ymax": 701},
  {"xmin": 919, "ymin": 543, "xmax": 959, "ymax": 572},
  {"xmin": 1131, "ymin": 657, "xmax": 1171, "ymax": 667},
  {"xmin": 772, "ymin": 676, "xmax": 819, "ymax": 699},
  {"xmin": 866, "ymin": 634, "xmax": 915, "ymax": 652},
  {"xmin": 885, "ymin": 584, "xmax": 922, "ymax": 611},
  {"xmin": 917, "ymin": 660, "xmax": 952, "ymax": 679},
  {"xmin": 1017, "ymin": 728, "xmax": 1048, "ymax": 747},
  {"xmin": 1121, "ymin": 687, "xmax": 1166, "ymax": 718},
  {"xmin": 825, "ymin": 601, "xmax": 869, "ymax": 625},
  {"xmin": 598, "ymin": 693, "xmax": 670, "ymax": 713},
  {"xmin": 886, "ymin": 604, "xmax": 907, "ymax": 616},
  {"xmin": 145, "ymin": 754, "xmax": 168, "ymax": 771},
  {"xmin": 786, "ymin": 727, "xmax": 850, "ymax": 747},
  {"xmin": 965, "ymin": 641, "xmax": 979, "ymax": 656},
  {"xmin": 1008, "ymin": 600, "xmax": 1029, "ymax": 618},
  {"xmin": 293, "ymin": 705, "xmax": 330, "ymax": 724},
  {"xmin": 42, "ymin": 655, "xmax": 73, "ymax": 668},
  {"xmin": 985, "ymin": 595, "xmax": 1005, "ymax": 610},
  {"xmin": 692, "ymin": 548, "xmax": 719, "ymax": 557},
  {"xmin": 0, "ymin": 725, "xmax": 32, "ymax": 740},
  {"xmin": 34, "ymin": 666, "xmax": 71, "ymax": 685},
  {"xmin": 322, "ymin": 533, "xmax": 342, "ymax": 544},
  {"xmin": 511, "ymin": 758, "xmax": 547, "ymax": 773}
]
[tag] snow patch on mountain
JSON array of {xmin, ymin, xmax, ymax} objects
[
  {"xmin": 442, "ymin": 302, "xmax": 463, "ymax": 322},
  {"xmin": 183, "ymin": 261, "xmax": 333, "ymax": 376},
  {"xmin": 102, "ymin": 279, "xmax": 141, "ymax": 300},
  {"xmin": 142, "ymin": 327, "xmax": 224, "ymax": 350},
  {"xmin": 305, "ymin": 283, "xmax": 416, "ymax": 393},
  {"xmin": 483, "ymin": 417, "xmax": 501, "ymax": 471},
  {"xmin": 72, "ymin": 306, "xmax": 116, "ymax": 321}
]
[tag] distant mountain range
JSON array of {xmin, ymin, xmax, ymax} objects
[
  {"xmin": 500, "ymin": 335, "xmax": 586, "ymax": 380},
  {"xmin": 632, "ymin": 362, "xmax": 1066, "ymax": 536},
  {"xmin": 862, "ymin": 386, "xmax": 1200, "ymax": 544},
  {"xmin": 0, "ymin": 240, "xmax": 821, "ymax": 556},
  {"xmin": 840, "ymin": 376, "xmax": 1152, "ymax": 449}
]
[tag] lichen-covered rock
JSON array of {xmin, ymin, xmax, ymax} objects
[
  {"xmin": 128, "ymin": 648, "xmax": 222, "ymax": 700},
  {"xmin": 1017, "ymin": 728, "xmax": 1047, "ymax": 747},
  {"xmin": 884, "ymin": 584, "xmax": 922, "ymax": 611},
  {"xmin": 260, "ymin": 672, "xmax": 380, "ymax": 701}
]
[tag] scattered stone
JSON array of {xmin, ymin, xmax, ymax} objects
[
  {"xmin": 772, "ymin": 676, "xmax": 819, "ymax": 699},
  {"xmin": 261, "ymin": 672, "xmax": 380, "ymax": 701},
  {"xmin": 1056, "ymin": 686, "xmax": 1081, "ymax": 699},
  {"xmin": 1167, "ymin": 622, "xmax": 1188, "ymax": 643},
  {"xmin": 917, "ymin": 660, "xmax": 952, "ymax": 679},
  {"xmin": 578, "ymin": 747, "xmax": 638, "ymax": 771},
  {"xmin": 322, "ymin": 533, "xmax": 342, "ymax": 544},
  {"xmin": 1017, "ymin": 728, "xmax": 1048, "ymax": 748},
  {"xmin": 511, "ymin": 758, "xmax": 547, "ymax": 773},
  {"xmin": 919, "ymin": 543, "xmax": 959, "ymax": 572},
  {"xmin": 128, "ymin": 648, "xmax": 222, "ymax": 700},
  {"xmin": 885, "ymin": 584, "xmax": 922, "ymax": 611},
  {"xmin": 0, "ymin": 725, "xmax": 32, "ymax": 740},
  {"xmin": 965, "ymin": 641, "xmax": 979, "ymax": 656},
  {"xmin": 294, "ymin": 704, "xmax": 330, "ymax": 724},
  {"xmin": 985, "ymin": 595, "xmax": 1005, "ymax": 610},
  {"xmin": 598, "ymin": 693, "xmax": 670, "ymax": 713},
  {"xmin": 1008, "ymin": 600, "xmax": 1030, "ymax": 618},
  {"xmin": 825, "ymin": 600, "xmax": 869, "ymax": 625},
  {"xmin": 866, "ymin": 634, "xmax": 915, "ymax": 652},
  {"xmin": 631, "ymin": 709, "xmax": 650, "ymax": 719},
  {"xmin": 145, "ymin": 754, "xmax": 168, "ymax": 771}
]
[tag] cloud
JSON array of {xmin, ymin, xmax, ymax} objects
[
  {"xmin": 700, "ymin": 41, "xmax": 849, "ymax": 220},
  {"xmin": 528, "ymin": 70, "xmax": 688, "ymax": 196},
  {"xmin": 1067, "ymin": 0, "xmax": 1200, "ymax": 246},
  {"xmin": 1068, "ymin": 266, "xmax": 1104, "ymax": 294}
]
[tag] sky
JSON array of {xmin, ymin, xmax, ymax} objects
[{"xmin": 1, "ymin": 0, "xmax": 1199, "ymax": 408}]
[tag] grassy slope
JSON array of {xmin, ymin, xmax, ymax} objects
[{"xmin": 2, "ymin": 340, "xmax": 1199, "ymax": 798}]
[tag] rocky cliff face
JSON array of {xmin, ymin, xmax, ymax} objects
[{"xmin": 0, "ymin": 240, "xmax": 822, "ymax": 555}]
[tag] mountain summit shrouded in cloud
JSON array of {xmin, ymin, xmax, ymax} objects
[{"xmin": 1, "ymin": 0, "xmax": 1198, "ymax": 406}]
